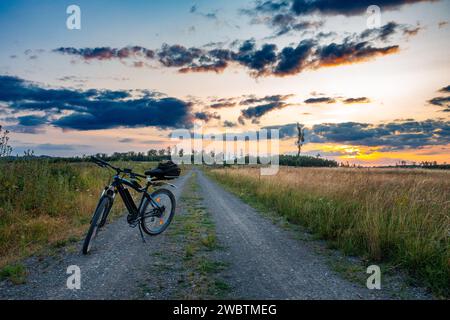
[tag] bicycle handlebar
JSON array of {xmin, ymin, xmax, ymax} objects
[{"xmin": 90, "ymin": 156, "xmax": 147, "ymax": 179}]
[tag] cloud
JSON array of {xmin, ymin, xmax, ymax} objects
[
  {"xmin": 239, "ymin": 94, "xmax": 292, "ymax": 122},
  {"xmin": 428, "ymin": 84, "xmax": 450, "ymax": 112},
  {"xmin": 54, "ymin": 46, "xmax": 155, "ymax": 61},
  {"xmin": 158, "ymin": 44, "xmax": 204, "ymax": 67},
  {"xmin": 0, "ymin": 75, "xmax": 193, "ymax": 131},
  {"xmin": 273, "ymin": 40, "xmax": 315, "ymax": 76},
  {"xmin": 304, "ymin": 97, "xmax": 336, "ymax": 104},
  {"xmin": 239, "ymin": 94, "xmax": 293, "ymax": 105},
  {"xmin": 438, "ymin": 21, "xmax": 448, "ymax": 28},
  {"xmin": 178, "ymin": 60, "xmax": 228, "ymax": 74},
  {"xmin": 303, "ymin": 96, "xmax": 370, "ymax": 104},
  {"xmin": 439, "ymin": 85, "xmax": 450, "ymax": 93},
  {"xmin": 314, "ymin": 41, "xmax": 399, "ymax": 68},
  {"xmin": 223, "ymin": 120, "xmax": 237, "ymax": 128},
  {"xmin": 263, "ymin": 12, "xmax": 324, "ymax": 36},
  {"xmin": 360, "ymin": 22, "xmax": 400, "ymax": 41},
  {"xmin": 241, "ymin": 101, "xmax": 288, "ymax": 121},
  {"xmin": 262, "ymin": 119, "xmax": 450, "ymax": 150},
  {"xmin": 194, "ymin": 111, "xmax": 221, "ymax": 122},
  {"xmin": 287, "ymin": 0, "xmax": 438, "ymax": 17},
  {"xmin": 210, "ymin": 101, "xmax": 237, "ymax": 109},
  {"xmin": 16, "ymin": 115, "xmax": 49, "ymax": 127},
  {"xmin": 190, "ymin": 4, "xmax": 218, "ymax": 20},
  {"xmin": 343, "ymin": 97, "xmax": 371, "ymax": 104},
  {"xmin": 53, "ymin": 35, "xmax": 400, "ymax": 77}
]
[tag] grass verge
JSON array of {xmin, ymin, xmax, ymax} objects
[
  {"xmin": 207, "ymin": 167, "xmax": 449, "ymax": 298},
  {"xmin": 141, "ymin": 172, "xmax": 230, "ymax": 299},
  {"xmin": 0, "ymin": 159, "xmax": 157, "ymax": 277}
]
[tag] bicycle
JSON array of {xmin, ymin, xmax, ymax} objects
[{"xmin": 82, "ymin": 157, "xmax": 179, "ymax": 254}]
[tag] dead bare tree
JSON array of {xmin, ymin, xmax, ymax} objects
[
  {"xmin": 296, "ymin": 122, "xmax": 305, "ymax": 157},
  {"xmin": 0, "ymin": 125, "xmax": 13, "ymax": 157}
]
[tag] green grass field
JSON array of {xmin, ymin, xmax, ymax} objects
[{"xmin": 208, "ymin": 166, "xmax": 450, "ymax": 298}]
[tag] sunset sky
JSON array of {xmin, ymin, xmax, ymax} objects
[{"xmin": 0, "ymin": 0, "xmax": 449, "ymax": 165}]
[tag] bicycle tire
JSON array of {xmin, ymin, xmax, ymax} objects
[
  {"xmin": 141, "ymin": 188, "xmax": 176, "ymax": 236},
  {"xmin": 82, "ymin": 196, "xmax": 110, "ymax": 254}
]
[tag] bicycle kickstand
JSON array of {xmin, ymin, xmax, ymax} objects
[{"xmin": 138, "ymin": 224, "xmax": 146, "ymax": 243}]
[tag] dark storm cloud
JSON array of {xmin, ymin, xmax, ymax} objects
[
  {"xmin": 0, "ymin": 75, "xmax": 193, "ymax": 131},
  {"xmin": 262, "ymin": 119, "xmax": 450, "ymax": 150}
]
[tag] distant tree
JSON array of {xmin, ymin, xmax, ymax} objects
[
  {"xmin": 147, "ymin": 149, "xmax": 157, "ymax": 157},
  {"xmin": 158, "ymin": 149, "xmax": 166, "ymax": 156},
  {"xmin": 0, "ymin": 125, "xmax": 12, "ymax": 157},
  {"xmin": 178, "ymin": 148, "xmax": 184, "ymax": 158},
  {"xmin": 23, "ymin": 149, "xmax": 34, "ymax": 158}
]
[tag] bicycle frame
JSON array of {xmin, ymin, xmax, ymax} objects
[{"xmin": 107, "ymin": 174, "xmax": 163, "ymax": 221}]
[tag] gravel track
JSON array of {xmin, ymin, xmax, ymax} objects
[
  {"xmin": 0, "ymin": 168, "xmax": 430, "ymax": 299},
  {"xmin": 195, "ymin": 169, "xmax": 429, "ymax": 300},
  {"xmin": 0, "ymin": 172, "xmax": 191, "ymax": 300}
]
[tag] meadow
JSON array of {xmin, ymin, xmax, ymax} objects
[
  {"xmin": 0, "ymin": 160, "xmax": 155, "ymax": 275},
  {"xmin": 208, "ymin": 166, "xmax": 450, "ymax": 297}
]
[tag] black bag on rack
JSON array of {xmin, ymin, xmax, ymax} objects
[{"xmin": 145, "ymin": 160, "xmax": 181, "ymax": 180}]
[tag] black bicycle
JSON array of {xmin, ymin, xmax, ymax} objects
[{"xmin": 82, "ymin": 157, "xmax": 180, "ymax": 254}]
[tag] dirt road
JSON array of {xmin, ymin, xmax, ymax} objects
[
  {"xmin": 0, "ymin": 168, "xmax": 429, "ymax": 299},
  {"xmin": 0, "ymin": 172, "xmax": 191, "ymax": 299}
]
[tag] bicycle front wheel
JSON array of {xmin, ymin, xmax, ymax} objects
[
  {"xmin": 141, "ymin": 188, "xmax": 176, "ymax": 236},
  {"xmin": 82, "ymin": 196, "xmax": 110, "ymax": 254}
]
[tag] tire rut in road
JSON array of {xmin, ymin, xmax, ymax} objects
[{"xmin": 195, "ymin": 169, "xmax": 397, "ymax": 299}]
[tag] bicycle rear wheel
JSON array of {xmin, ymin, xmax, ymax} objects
[
  {"xmin": 141, "ymin": 188, "xmax": 176, "ymax": 236},
  {"xmin": 82, "ymin": 196, "xmax": 110, "ymax": 254}
]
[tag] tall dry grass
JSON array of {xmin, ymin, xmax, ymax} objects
[
  {"xmin": 0, "ymin": 160, "xmax": 155, "ymax": 268},
  {"xmin": 209, "ymin": 167, "xmax": 450, "ymax": 297}
]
